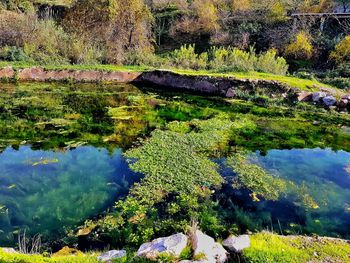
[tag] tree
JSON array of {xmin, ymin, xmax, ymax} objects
[
  {"xmin": 64, "ymin": 0, "xmax": 154, "ymax": 63},
  {"xmin": 285, "ymin": 31, "xmax": 314, "ymax": 59},
  {"xmin": 330, "ymin": 35, "xmax": 350, "ymax": 64}
]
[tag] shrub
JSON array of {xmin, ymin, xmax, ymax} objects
[
  {"xmin": 169, "ymin": 44, "xmax": 208, "ymax": 69},
  {"xmin": 209, "ymin": 47, "xmax": 255, "ymax": 72},
  {"xmin": 284, "ymin": 31, "xmax": 313, "ymax": 60},
  {"xmin": 209, "ymin": 46, "xmax": 288, "ymax": 75},
  {"xmin": 330, "ymin": 35, "xmax": 350, "ymax": 65},
  {"xmin": 255, "ymin": 49, "xmax": 288, "ymax": 75},
  {"xmin": 0, "ymin": 46, "xmax": 28, "ymax": 61}
]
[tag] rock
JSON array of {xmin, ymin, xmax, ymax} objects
[
  {"xmin": 297, "ymin": 91, "xmax": 313, "ymax": 102},
  {"xmin": 322, "ymin": 96, "xmax": 337, "ymax": 107},
  {"xmin": 97, "ymin": 250, "xmax": 127, "ymax": 262},
  {"xmin": 191, "ymin": 230, "xmax": 228, "ymax": 263},
  {"xmin": 0, "ymin": 248, "xmax": 17, "ymax": 253},
  {"xmin": 223, "ymin": 235, "xmax": 250, "ymax": 253},
  {"xmin": 312, "ymin": 92, "xmax": 327, "ymax": 102},
  {"xmin": 136, "ymin": 233, "xmax": 188, "ymax": 260},
  {"xmin": 225, "ymin": 88, "xmax": 236, "ymax": 98},
  {"xmin": 337, "ymin": 99, "xmax": 349, "ymax": 109}
]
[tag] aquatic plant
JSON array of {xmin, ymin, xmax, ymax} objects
[{"xmin": 227, "ymin": 153, "xmax": 287, "ymax": 201}]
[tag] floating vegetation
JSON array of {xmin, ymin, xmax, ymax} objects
[
  {"xmin": 31, "ymin": 158, "xmax": 59, "ymax": 166},
  {"xmin": 227, "ymin": 153, "xmax": 287, "ymax": 201}
]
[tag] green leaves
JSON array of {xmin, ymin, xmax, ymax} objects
[{"xmin": 227, "ymin": 153, "xmax": 287, "ymax": 201}]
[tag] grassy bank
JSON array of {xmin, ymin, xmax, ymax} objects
[
  {"xmin": 243, "ymin": 232, "xmax": 350, "ymax": 263},
  {"xmin": 1, "ymin": 232, "xmax": 350, "ymax": 263},
  {"xmin": 0, "ymin": 62, "xmax": 341, "ymax": 93}
]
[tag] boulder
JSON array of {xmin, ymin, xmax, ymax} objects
[
  {"xmin": 322, "ymin": 96, "xmax": 337, "ymax": 107},
  {"xmin": 342, "ymin": 94, "xmax": 350, "ymax": 100},
  {"xmin": 297, "ymin": 91, "xmax": 313, "ymax": 102},
  {"xmin": 312, "ymin": 92, "xmax": 327, "ymax": 102},
  {"xmin": 136, "ymin": 233, "xmax": 188, "ymax": 260},
  {"xmin": 97, "ymin": 250, "xmax": 126, "ymax": 262},
  {"xmin": 225, "ymin": 88, "xmax": 236, "ymax": 98},
  {"xmin": 223, "ymin": 235, "xmax": 250, "ymax": 253},
  {"xmin": 191, "ymin": 230, "xmax": 228, "ymax": 263},
  {"xmin": 337, "ymin": 99, "xmax": 349, "ymax": 109}
]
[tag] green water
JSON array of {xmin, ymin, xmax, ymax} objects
[{"xmin": 0, "ymin": 82, "xmax": 349, "ymax": 245}]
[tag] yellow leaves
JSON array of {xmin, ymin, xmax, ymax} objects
[
  {"xmin": 76, "ymin": 222, "xmax": 97, "ymax": 236},
  {"xmin": 285, "ymin": 31, "xmax": 313, "ymax": 60},
  {"xmin": 268, "ymin": 2, "xmax": 288, "ymax": 23},
  {"xmin": 330, "ymin": 35, "xmax": 350, "ymax": 65},
  {"xmin": 231, "ymin": 0, "xmax": 251, "ymax": 12},
  {"xmin": 192, "ymin": 0, "xmax": 220, "ymax": 33},
  {"xmin": 128, "ymin": 213, "xmax": 146, "ymax": 224}
]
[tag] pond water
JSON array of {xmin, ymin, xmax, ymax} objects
[
  {"xmin": 0, "ymin": 145, "xmax": 137, "ymax": 245},
  {"xmin": 221, "ymin": 148, "xmax": 350, "ymax": 239},
  {"xmin": 0, "ymin": 82, "xmax": 349, "ymax": 246}
]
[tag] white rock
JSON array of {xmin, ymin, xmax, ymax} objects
[
  {"xmin": 136, "ymin": 233, "xmax": 188, "ymax": 260},
  {"xmin": 97, "ymin": 250, "xmax": 126, "ymax": 262},
  {"xmin": 223, "ymin": 235, "xmax": 250, "ymax": 253},
  {"xmin": 192, "ymin": 230, "xmax": 228, "ymax": 263}
]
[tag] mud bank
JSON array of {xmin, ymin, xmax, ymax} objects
[{"xmin": 0, "ymin": 66, "xmax": 141, "ymax": 83}]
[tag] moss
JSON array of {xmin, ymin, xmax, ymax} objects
[
  {"xmin": 242, "ymin": 232, "xmax": 350, "ymax": 263},
  {"xmin": 0, "ymin": 248, "xmax": 99, "ymax": 263},
  {"xmin": 170, "ymin": 69, "xmax": 340, "ymax": 93},
  {"xmin": 0, "ymin": 62, "xmax": 341, "ymax": 94}
]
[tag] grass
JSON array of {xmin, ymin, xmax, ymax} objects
[
  {"xmin": 0, "ymin": 61, "xmax": 151, "ymax": 72},
  {"xmin": 242, "ymin": 232, "xmax": 350, "ymax": 263},
  {"xmin": 0, "ymin": 61, "xmax": 342, "ymax": 94},
  {"xmin": 0, "ymin": 249, "xmax": 99, "ymax": 263},
  {"xmin": 170, "ymin": 69, "xmax": 340, "ymax": 93}
]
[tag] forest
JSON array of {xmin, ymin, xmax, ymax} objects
[{"xmin": 0, "ymin": 0, "xmax": 349, "ymax": 79}]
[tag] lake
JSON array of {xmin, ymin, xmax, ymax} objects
[{"xmin": 0, "ymin": 82, "xmax": 349, "ymax": 246}]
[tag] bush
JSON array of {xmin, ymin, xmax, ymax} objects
[
  {"xmin": 23, "ymin": 19, "xmax": 70, "ymax": 64},
  {"xmin": 169, "ymin": 44, "xmax": 208, "ymax": 69},
  {"xmin": 0, "ymin": 46, "xmax": 28, "ymax": 61},
  {"xmin": 209, "ymin": 46, "xmax": 288, "ymax": 75},
  {"xmin": 285, "ymin": 31, "xmax": 313, "ymax": 60},
  {"xmin": 256, "ymin": 49, "xmax": 288, "ymax": 75},
  {"xmin": 330, "ymin": 35, "xmax": 350, "ymax": 65}
]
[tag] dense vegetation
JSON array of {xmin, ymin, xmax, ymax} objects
[
  {"xmin": 0, "ymin": 1, "xmax": 350, "ymax": 262},
  {"xmin": 0, "ymin": 0, "xmax": 350, "ymax": 88}
]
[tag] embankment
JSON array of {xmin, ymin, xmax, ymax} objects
[{"xmin": 0, "ymin": 66, "xmax": 349, "ymax": 112}]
